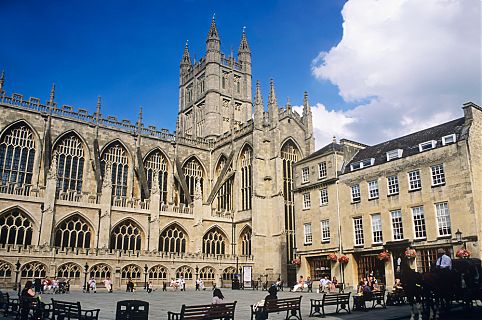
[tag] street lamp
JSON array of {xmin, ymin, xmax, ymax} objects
[
  {"xmin": 14, "ymin": 260, "xmax": 21, "ymax": 291},
  {"xmin": 455, "ymin": 229, "xmax": 466, "ymax": 249},
  {"xmin": 195, "ymin": 266, "xmax": 199, "ymax": 291},
  {"xmin": 144, "ymin": 264, "xmax": 148, "ymax": 290},
  {"xmin": 83, "ymin": 262, "xmax": 89, "ymax": 293}
]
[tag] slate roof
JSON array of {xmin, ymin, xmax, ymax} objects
[
  {"xmin": 301, "ymin": 142, "xmax": 343, "ymax": 162},
  {"xmin": 343, "ymin": 117, "xmax": 466, "ymax": 173}
]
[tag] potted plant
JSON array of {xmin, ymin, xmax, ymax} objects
[
  {"xmin": 327, "ymin": 253, "xmax": 338, "ymax": 262},
  {"xmin": 338, "ymin": 255, "xmax": 349, "ymax": 264},
  {"xmin": 404, "ymin": 248, "xmax": 417, "ymax": 259},
  {"xmin": 456, "ymin": 248, "xmax": 471, "ymax": 259},
  {"xmin": 292, "ymin": 258, "xmax": 301, "ymax": 266},
  {"xmin": 378, "ymin": 251, "xmax": 391, "ymax": 262}
]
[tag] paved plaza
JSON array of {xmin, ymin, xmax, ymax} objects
[{"xmin": 1, "ymin": 287, "xmax": 415, "ymax": 320}]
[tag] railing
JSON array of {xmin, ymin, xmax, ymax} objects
[
  {"xmin": 111, "ymin": 197, "xmax": 150, "ymax": 210},
  {"xmin": 211, "ymin": 208, "xmax": 234, "ymax": 219},
  {"xmin": 0, "ymin": 182, "xmax": 44, "ymax": 198},
  {"xmin": 167, "ymin": 203, "xmax": 193, "ymax": 215},
  {"xmin": 56, "ymin": 190, "xmax": 100, "ymax": 204}
]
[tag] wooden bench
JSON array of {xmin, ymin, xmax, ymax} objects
[
  {"xmin": 309, "ymin": 292, "xmax": 351, "ymax": 317},
  {"xmin": 52, "ymin": 299, "xmax": 100, "ymax": 320},
  {"xmin": 386, "ymin": 289, "xmax": 406, "ymax": 306},
  {"xmin": 167, "ymin": 301, "xmax": 237, "ymax": 320},
  {"xmin": 250, "ymin": 296, "xmax": 302, "ymax": 320},
  {"xmin": 365, "ymin": 289, "xmax": 386, "ymax": 309}
]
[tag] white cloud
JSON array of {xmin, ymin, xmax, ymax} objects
[{"xmin": 311, "ymin": 0, "xmax": 481, "ymax": 147}]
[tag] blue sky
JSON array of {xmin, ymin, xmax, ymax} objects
[
  {"xmin": 1, "ymin": 0, "xmax": 480, "ymax": 147},
  {"xmin": 0, "ymin": 0, "xmax": 346, "ymax": 133}
]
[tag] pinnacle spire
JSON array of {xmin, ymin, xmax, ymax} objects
[
  {"xmin": 268, "ymin": 79, "xmax": 277, "ymax": 106},
  {"xmin": 207, "ymin": 16, "xmax": 220, "ymax": 40},
  {"xmin": 48, "ymin": 83, "xmax": 56, "ymax": 107},
  {"xmin": 238, "ymin": 27, "xmax": 250, "ymax": 53},
  {"xmin": 303, "ymin": 91, "xmax": 311, "ymax": 115},
  {"xmin": 96, "ymin": 96, "xmax": 102, "ymax": 118},
  {"xmin": 181, "ymin": 40, "xmax": 191, "ymax": 66},
  {"xmin": 254, "ymin": 80, "xmax": 263, "ymax": 106},
  {"xmin": 137, "ymin": 106, "xmax": 143, "ymax": 128}
]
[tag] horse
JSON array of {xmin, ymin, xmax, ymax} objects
[{"xmin": 399, "ymin": 255, "xmax": 424, "ymax": 320}]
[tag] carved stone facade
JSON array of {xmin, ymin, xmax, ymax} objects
[
  {"xmin": 0, "ymin": 20, "xmax": 314, "ymax": 289},
  {"xmin": 294, "ymin": 102, "xmax": 482, "ymax": 289}
]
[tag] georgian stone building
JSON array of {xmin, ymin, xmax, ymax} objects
[
  {"xmin": 294, "ymin": 102, "xmax": 482, "ymax": 289},
  {"xmin": 0, "ymin": 19, "xmax": 314, "ymax": 289}
]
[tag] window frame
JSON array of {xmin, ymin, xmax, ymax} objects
[
  {"xmin": 368, "ymin": 180, "xmax": 379, "ymax": 199},
  {"xmin": 302, "ymin": 192, "xmax": 311, "ymax": 209},
  {"xmin": 353, "ymin": 217, "xmax": 364, "ymax": 246},
  {"xmin": 304, "ymin": 223, "xmax": 313, "ymax": 245},
  {"xmin": 387, "ymin": 175, "xmax": 399, "ymax": 195},
  {"xmin": 320, "ymin": 219, "xmax": 330, "ymax": 242},
  {"xmin": 318, "ymin": 162, "xmax": 327, "ymax": 179},
  {"xmin": 430, "ymin": 163, "xmax": 445, "ymax": 186},
  {"xmin": 301, "ymin": 167, "xmax": 310, "ymax": 183},
  {"xmin": 371, "ymin": 213, "xmax": 383, "ymax": 244},
  {"xmin": 412, "ymin": 206, "xmax": 427, "ymax": 239},
  {"xmin": 386, "ymin": 149, "xmax": 403, "ymax": 161},
  {"xmin": 408, "ymin": 170, "xmax": 422, "ymax": 191},
  {"xmin": 351, "ymin": 184, "xmax": 361, "ymax": 203},
  {"xmin": 419, "ymin": 140, "xmax": 437, "ymax": 152},
  {"xmin": 442, "ymin": 134, "xmax": 456, "ymax": 146},
  {"xmin": 319, "ymin": 187, "xmax": 329, "ymax": 206},
  {"xmin": 350, "ymin": 158, "xmax": 375, "ymax": 171},
  {"xmin": 435, "ymin": 202, "xmax": 451, "ymax": 237},
  {"xmin": 391, "ymin": 210, "xmax": 404, "ymax": 240}
]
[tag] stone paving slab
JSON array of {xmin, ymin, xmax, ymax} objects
[{"xmin": 1, "ymin": 289, "xmax": 412, "ymax": 320}]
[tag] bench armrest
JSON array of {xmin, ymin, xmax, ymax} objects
[{"xmin": 167, "ymin": 311, "xmax": 181, "ymax": 320}]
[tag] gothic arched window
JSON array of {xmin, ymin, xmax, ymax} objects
[
  {"xmin": 54, "ymin": 214, "xmax": 92, "ymax": 249},
  {"xmin": 57, "ymin": 263, "xmax": 82, "ymax": 279},
  {"xmin": 21, "ymin": 261, "xmax": 47, "ymax": 278},
  {"xmin": 199, "ymin": 266, "xmax": 215, "ymax": 280},
  {"xmin": 110, "ymin": 219, "xmax": 142, "ymax": 251},
  {"xmin": 175, "ymin": 265, "xmax": 193, "ymax": 280},
  {"xmin": 180, "ymin": 158, "xmax": 203, "ymax": 204},
  {"xmin": 0, "ymin": 123, "xmax": 36, "ymax": 186},
  {"xmin": 148, "ymin": 265, "xmax": 167, "ymax": 280},
  {"xmin": 281, "ymin": 140, "xmax": 300, "ymax": 262},
  {"xmin": 240, "ymin": 146, "xmax": 252, "ymax": 211},
  {"xmin": 101, "ymin": 142, "xmax": 129, "ymax": 197},
  {"xmin": 159, "ymin": 224, "xmax": 187, "ymax": 253},
  {"xmin": 144, "ymin": 150, "xmax": 168, "ymax": 203},
  {"xmin": 222, "ymin": 267, "xmax": 235, "ymax": 281},
  {"xmin": 216, "ymin": 156, "xmax": 233, "ymax": 211},
  {"xmin": 121, "ymin": 264, "xmax": 141, "ymax": 280},
  {"xmin": 54, "ymin": 134, "xmax": 85, "ymax": 194},
  {"xmin": 0, "ymin": 261, "xmax": 12, "ymax": 279},
  {"xmin": 202, "ymin": 227, "xmax": 227, "ymax": 255},
  {"xmin": 89, "ymin": 263, "xmax": 111, "ymax": 280},
  {"xmin": 240, "ymin": 227, "xmax": 252, "ymax": 256},
  {"xmin": 0, "ymin": 209, "xmax": 33, "ymax": 247}
]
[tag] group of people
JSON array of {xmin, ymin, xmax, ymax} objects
[
  {"xmin": 30, "ymin": 277, "xmax": 69, "ymax": 294},
  {"xmin": 290, "ymin": 275, "xmax": 340, "ymax": 293},
  {"xmin": 169, "ymin": 276, "xmax": 186, "ymax": 291}
]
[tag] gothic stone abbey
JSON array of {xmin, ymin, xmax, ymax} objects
[{"xmin": 0, "ymin": 19, "xmax": 314, "ymax": 288}]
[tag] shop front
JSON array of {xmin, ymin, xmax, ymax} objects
[
  {"xmin": 355, "ymin": 253, "xmax": 386, "ymax": 285},
  {"xmin": 307, "ymin": 256, "xmax": 333, "ymax": 281}
]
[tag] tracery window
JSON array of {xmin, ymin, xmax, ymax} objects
[
  {"xmin": 121, "ymin": 264, "xmax": 141, "ymax": 280},
  {"xmin": 21, "ymin": 261, "xmax": 47, "ymax": 278},
  {"xmin": 180, "ymin": 158, "xmax": 203, "ymax": 204},
  {"xmin": 199, "ymin": 266, "xmax": 215, "ymax": 280},
  {"xmin": 54, "ymin": 214, "xmax": 92, "ymax": 249},
  {"xmin": 101, "ymin": 142, "xmax": 129, "ymax": 197},
  {"xmin": 240, "ymin": 227, "xmax": 252, "ymax": 256},
  {"xmin": 89, "ymin": 263, "xmax": 111, "ymax": 279},
  {"xmin": 0, "ymin": 261, "xmax": 12, "ymax": 279},
  {"xmin": 0, "ymin": 209, "xmax": 33, "ymax": 247},
  {"xmin": 148, "ymin": 265, "xmax": 167, "ymax": 280},
  {"xmin": 0, "ymin": 123, "xmax": 36, "ymax": 186},
  {"xmin": 203, "ymin": 227, "xmax": 226, "ymax": 255},
  {"xmin": 216, "ymin": 156, "xmax": 233, "ymax": 211},
  {"xmin": 57, "ymin": 263, "xmax": 81, "ymax": 279},
  {"xmin": 240, "ymin": 147, "xmax": 252, "ymax": 211},
  {"xmin": 175, "ymin": 265, "xmax": 193, "ymax": 280},
  {"xmin": 54, "ymin": 134, "xmax": 85, "ymax": 194},
  {"xmin": 281, "ymin": 141, "xmax": 300, "ymax": 262},
  {"xmin": 144, "ymin": 150, "xmax": 168, "ymax": 203},
  {"xmin": 159, "ymin": 224, "xmax": 187, "ymax": 253},
  {"xmin": 222, "ymin": 267, "xmax": 236, "ymax": 281},
  {"xmin": 110, "ymin": 219, "xmax": 142, "ymax": 251}
]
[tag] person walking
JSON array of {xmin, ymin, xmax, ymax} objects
[{"xmin": 212, "ymin": 288, "xmax": 224, "ymax": 304}]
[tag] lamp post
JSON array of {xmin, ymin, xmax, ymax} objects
[
  {"xmin": 455, "ymin": 229, "xmax": 466, "ymax": 249},
  {"xmin": 195, "ymin": 266, "xmax": 199, "ymax": 291},
  {"xmin": 14, "ymin": 260, "xmax": 21, "ymax": 291},
  {"xmin": 83, "ymin": 262, "xmax": 89, "ymax": 293},
  {"xmin": 144, "ymin": 264, "xmax": 148, "ymax": 290}
]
